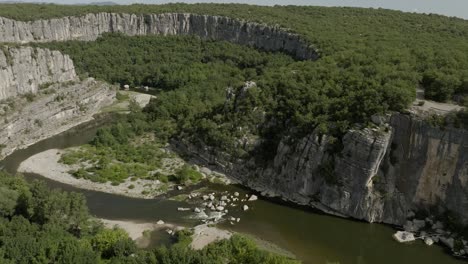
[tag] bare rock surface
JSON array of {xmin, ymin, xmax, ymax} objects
[{"xmin": 0, "ymin": 13, "xmax": 318, "ymax": 60}]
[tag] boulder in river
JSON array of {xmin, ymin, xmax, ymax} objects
[
  {"xmin": 424, "ymin": 237, "xmax": 434, "ymax": 246},
  {"xmin": 234, "ymin": 192, "xmax": 239, "ymax": 197},
  {"xmin": 393, "ymin": 231, "xmax": 415, "ymax": 243},
  {"xmin": 194, "ymin": 208, "xmax": 201, "ymax": 213},
  {"xmin": 178, "ymin": 207, "xmax": 190, "ymax": 211},
  {"xmin": 243, "ymin": 205, "xmax": 249, "ymax": 211},
  {"xmin": 216, "ymin": 206, "xmax": 225, "ymax": 211},
  {"xmin": 157, "ymin": 220, "xmax": 165, "ymax": 225},
  {"xmin": 248, "ymin": 195, "xmax": 258, "ymax": 201}
]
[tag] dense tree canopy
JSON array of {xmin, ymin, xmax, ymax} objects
[{"xmin": 36, "ymin": 33, "xmax": 422, "ymax": 159}]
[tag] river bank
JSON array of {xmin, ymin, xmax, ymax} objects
[
  {"xmin": 99, "ymin": 218, "xmax": 232, "ymax": 250},
  {"xmin": 18, "ymin": 148, "xmax": 171, "ymax": 199}
]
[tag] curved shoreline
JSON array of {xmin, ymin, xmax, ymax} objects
[{"xmin": 17, "ymin": 148, "xmax": 169, "ymax": 199}]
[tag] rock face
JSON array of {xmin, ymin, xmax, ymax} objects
[
  {"xmin": 0, "ymin": 46, "xmax": 115, "ymax": 158},
  {"xmin": 176, "ymin": 113, "xmax": 468, "ymax": 226},
  {"xmin": 0, "ymin": 78, "xmax": 115, "ymax": 158},
  {"xmin": 0, "ymin": 13, "xmax": 318, "ymax": 60},
  {"xmin": 0, "ymin": 46, "xmax": 76, "ymax": 100}
]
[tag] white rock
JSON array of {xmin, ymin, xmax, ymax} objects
[
  {"xmin": 424, "ymin": 237, "xmax": 434, "ymax": 246},
  {"xmin": 216, "ymin": 206, "xmax": 225, "ymax": 211},
  {"xmin": 236, "ymin": 218, "xmax": 240, "ymax": 222},
  {"xmin": 156, "ymin": 220, "xmax": 165, "ymax": 225},
  {"xmin": 224, "ymin": 209, "xmax": 228, "ymax": 213},
  {"xmin": 166, "ymin": 229, "xmax": 173, "ymax": 235},
  {"xmin": 234, "ymin": 192, "xmax": 240, "ymax": 197},
  {"xmin": 243, "ymin": 205, "xmax": 249, "ymax": 211},
  {"xmin": 202, "ymin": 195, "xmax": 209, "ymax": 201},
  {"xmin": 209, "ymin": 194, "xmax": 215, "ymax": 201},
  {"xmin": 194, "ymin": 208, "xmax": 201, "ymax": 213},
  {"xmin": 248, "ymin": 195, "xmax": 258, "ymax": 201},
  {"xmin": 177, "ymin": 186, "xmax": 183, "ymax": 190},
  {"xmin": 229, "ymin": 217, "xmax": 236, "ymax": 221},
  {"xmin": 393, "ymin": 231, "xmax": 416, "ymax": 243},
  {"xmin": 219, "ymin": 201, "xmax": 227, "ymax": 207},
  {"xmin": 221, "ymin": 196, "xmax": 228, "ymax": 201},
  {"xmin": 177, "ymin": 207, "xmax": 190, "ymax": 211}
]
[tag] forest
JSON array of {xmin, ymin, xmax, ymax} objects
[
  {"xmin": 1, "ymin": 3, "xmax": 468, "ymax": 105},
  {"xmin": 0, "ymin": 171, "xmax": 298, "ymax": 264},
  {"xmin": 35, "ymin": 33, "xmax": 420, "ymax": 160}
]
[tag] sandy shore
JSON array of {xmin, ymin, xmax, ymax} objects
[
  {"xmin": 100, "ymin": 218, "xmax": 232, "ymax": 250},
  {"xmin": 190, "ymin": 224, "xmax": 232, "ymax": 250},
  {"xmin": 100, "ymin": 218, "xmax": 177, "ymax": 248},
  {"xmin": 18, "ymin": 148, "xmax": 167, "ymax": 199}
]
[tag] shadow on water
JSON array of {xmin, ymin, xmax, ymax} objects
[{"xmin": 0, "ymin": 115, "xmax": 465, "ymax": 264}]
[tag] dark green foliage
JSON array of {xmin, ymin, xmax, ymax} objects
[
  {"xmin": 36, "ymin": 33, "xmax": 422, "ymax": 162},
  {"xmin": 173, "ymin": 165, "xmax": 203, "ymax": 184}
]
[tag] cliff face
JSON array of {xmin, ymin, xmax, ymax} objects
[
  {"xmin": 0, "ymin": 13, "xmax": 318, "ymax": 60},
  {"xmin": 177, "ymin": 113, "xmax": 468, "ymax": 226},
  {"xmin": 0, "ymin": 46, "xmax": 76, "ymax": 100},
  {"xmin": 0, "ymin": 46, "xmax": 115, "ymax": 158}
]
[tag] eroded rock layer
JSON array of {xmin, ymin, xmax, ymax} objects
[
  {"xmin": 0, "ymin": 46, "xmax": 115, "ymax": 158},
  {"xmin": 0, "ymin": 13, "xmax": 318, "ymax": 60},
  {"xmin": 0, "ymin": 78, "xmax": 115, "ymax": 158},
  {"xmin": 0, "ymin": 46, "xmax": 76, "ymax": 100}
]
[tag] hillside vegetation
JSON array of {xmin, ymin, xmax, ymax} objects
[{"xmin": 1, "ymin": 3, "xmax": 468, "ymax": 104}]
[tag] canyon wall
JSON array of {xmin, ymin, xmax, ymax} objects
[
  {"xmin": 0, "ymin": 46, "xmax": 115, "ymax": 158},
  {"xmin": 0, "ymin": 46, "xmax": 76, "ymax": 100},
  {"xmin": 178, "ymin": 113, "xmax": 468, "ymax": 226},
  {"xmin": 0, "ymin": 13, "xmax": 318, "ymax": 60}
]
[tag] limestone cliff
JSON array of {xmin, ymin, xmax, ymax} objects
[
  {"xmin": 0, "ymin": 13, "xmax": 318, "ymax": 60},
  {"xmin": 176, "ymin": 113, "xmax": 468, "ymax": 226},
  {"xmin": 0, "ymin": 46, "xmax": 115, "ymax": 158},
  {"xmin": 0, "ymin": 46, "xmax": 76, "ymax": 100},
  {"xmin": 0, "ymin": 78, "xmax": 115, "ymax": 158}
]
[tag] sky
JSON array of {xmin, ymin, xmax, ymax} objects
[{"xmin": 3, "ymin": 0, "xmax": 468, "ymax": 19}]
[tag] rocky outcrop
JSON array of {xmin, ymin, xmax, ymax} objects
[
  {"xmin": 0, "ymin": 78, "xmax": 115, "ymax": 158},
  {"xmin": 0, "ymin": 46, "xmax": 115, "ymax": 158},
  {"xmin": 176, "ymin": 113, "xmax": 468, "ymax": 227},
  {"xmin": 0, "ymin": 13, "xmax": 318, "ymax": 60},
  {"xmin": 0, "ymin": 46, "xmax": 76, "ymax": 100}
]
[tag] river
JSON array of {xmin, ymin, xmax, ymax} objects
[{"xmin": 0, "ymin": 116, "xmax": 464, "ymax": 264}]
